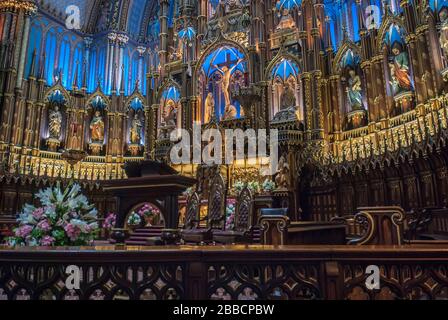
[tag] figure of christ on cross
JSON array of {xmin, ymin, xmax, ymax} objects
[{"xmin": 213, "ymin": 53, "xmax": 244, "ymax": 108}]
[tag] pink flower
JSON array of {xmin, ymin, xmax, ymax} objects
[
  {"xmin": 103, "ymin": 213, "xmax": 116, "ymax": 229},
  {"xmin": 32, "ymin": 208, "xmax": 44, "ymax": 220},
  {"xmin": 64, "ymin": 223, "xmax": 81, "ymax": 241},
  {"xmin": 37, "ymin": 220, "xmax": 52, "ymax": 232},
  {"xmin": 40, "ymin": 235, "xmax": 55, "ymax": 246},
  {"xmin": 15, "ymin": 225, "xmax": 33, "ymax": 238}
]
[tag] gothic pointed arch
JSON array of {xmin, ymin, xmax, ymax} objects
[
  {"xmin": 193, "ymin": 32, "xmax": 251, "ymax": 95},
  {"xmin": 375, "ymin": 14, "xmax": 409, "ymax": 53},
  {"xmin": 264, "ymin": 47, "xmax": 303, "ymax": 81},
  {"xmin": 332, "ymin": 40, "xmax": 362, "ymax": 74},
  {"xmin": 44, "ymin": 82, "xmax": 71, "ymax": 105}
]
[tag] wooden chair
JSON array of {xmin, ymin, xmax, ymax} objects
[
  {"xmin": 180, "ymin": 192, "xmax": 209, "ymax": 243},
  {"xmin": 213, "ymin": 187, "xmax": 254, "ymax": 244},
  {"xmin": 181, "ymin": 174, "xmax": 227, "ymax": 244}
]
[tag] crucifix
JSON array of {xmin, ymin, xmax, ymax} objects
[{"xmin": 214, "ymin": 52, "xmax": 244, "ymax": 107}]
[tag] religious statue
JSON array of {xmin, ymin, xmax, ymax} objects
[
  {"xmin": 130, "ymin": 114, "xmax": 143, "ymax": 144},
  {"xmin": 346, "ymin": 68, "xmax": 363, "ymax": 110},
  {"xmin": 280, "ymin": 84, "xmax": 296, "ymax": 110},
  {"xmin": 276, "ymin": 9, "xmax": 296, "ymax": 30},
  {"xmin": 215, "ymin": 58, "xmax": 243, "ymax": 110},
  {"xmin": 389, "ymin": 43, "xmax": 412, "ymax": 95},
  {"xmin": 90, "ymin": 111, "xmax": 105, "ymax": 142},
  {"xmin": 162, "ymin": 100, "xmax": 177, "ymax": 126},
  {"xmin": 48, "ymin": 106, "xmax": 62, "ymax": 140},
  {"xmin": 275, "ymin": 155, "xmax": 291, "ymax": 190},
  {"xmin": 204, "ymin": 92, "xmax": 216, "ymax": 123},
  {"xmin": 439, "ymin": 9, "xmax": 448, "ymax": 59},
  {"xmin": 223, "ymin": 104, "xmax": 237, "ymax": 120}
]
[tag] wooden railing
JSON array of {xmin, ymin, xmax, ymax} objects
[{"xmin": 1, "ymin": 245, "xmax": 448, "ymax": 300}]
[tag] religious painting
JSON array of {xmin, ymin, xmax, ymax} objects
[
  {"xmin": 199, "ymin": 46, "xmax": 248, "ymax": 123},
  {"xmin": 159, "ymin": 85, "xmax": 181, "ymax": 139},
  {"xmin": 269, "ymin": 58, "xmax": 303, "ymax": 122}
]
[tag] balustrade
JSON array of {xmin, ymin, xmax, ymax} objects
[{"xmin": 1, "ymin": 245, "xmax": 448, "ymax": 300}]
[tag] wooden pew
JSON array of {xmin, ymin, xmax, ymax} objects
[
  {"xmin": 332, "ymin": 206, "xmax": 405, "ymax": 245},
  {"xmin": 259, "ymin": 209, "xmax": 346, "ymax": 245}
]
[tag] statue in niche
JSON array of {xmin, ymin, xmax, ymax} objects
[
  {"xmin": 275, "ymin": 155, "xmax": 291, "ymax": 190},
  {"xmin": 273, "ymin": 82, "xmax": 300, "ymax": 122},
  {"xmin": 346, "ymin": 68, "xmax": 363, "ymax": 110},
  {"xmin": 204, "ymin": 92, "xmax": 216, "ymax": 123},
  {"xmin": 439, "ymin": 8, "xmax": 448, "ymax": 59},
  {"xmin": 90, "ymin": 111, "xmax": 105, "ymax": 142},
  {"xmin": 130, "ymin": 114, "xmax": 143, "ymax": 144},
  {"xmin": 389, "ymin": 43, "xmax": 412, "ymax": 95},
  {"xmin": 162, "ymin": 100, "xmax": 177, "ymax": 127},
  {"xmin": 276, "ymin": 9, "xmax": 296, "ymax": 30},
  {"xmin": 214, "ymin": 58, "xmax": 243, "ymax": 111},
  {"xmin": 48, "ymin": 106, "xmax": 63, "ymax": 140},
  {"xmin": 280, "ymin": 83, "xmax": 296, "ymax": 110}
]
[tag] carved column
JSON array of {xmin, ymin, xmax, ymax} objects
[
  {"xmin": 329, "ymin": 75, "xmax": 341, "ymax": 135},
  {"xmin": 106, "ymin": 33, "xmax": 117, "ymax": 92},
  {"xmin": 116, "ymin": 34, "xmax": 129, "ymax": 92},
  {"xmin": 159, "ymin": 0, "xmax": 169, "ymax": 76},
  {"xmin": 137, "ymin": 46, "xmax": 146, "ymax": 92},
  {"xmin": 361, "ymin": 61, "xmax": 377, "ymax": 122},
  {"xmin": 372, "ymin": 54, "xmax": 388, "ymax": 120},
  {"xmin": 16, "ymin": 9, "xmax": 33, "ymax": 89},
  {"xmin": 406, "ymin": 34, "xmax": 426, "ymax": 105}
]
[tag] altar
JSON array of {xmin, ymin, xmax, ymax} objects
[{"xmin": 102, "ymin": 161, "xmax": 196, "ymax": 242}]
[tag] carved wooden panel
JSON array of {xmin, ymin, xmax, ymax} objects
[
  {"xmin": 421, "ymin": 174, "xmax": 436, "ymax": 208},
  {"xmin": 207, "ymin": 263, "xmax": 321, "ymax": 300},
  {"xmin": 185, "ymin": 192, "xmax": 200, "ymax": 228},
  {"xmin": 0, "ymin": 191, "xmax": 16, "ymax": 216},
  {"xmin": 235, "ymin": 188, "xmax": 252, "ymax": 232},
  {"xmin": 208, "ymin": 174, "xmax": 226, "ymax": 229},
  {"xmin": 0, "ymin": 263, "xmax": 185, "ymax": 300},
  {"xmin": 344, "ymin": 263, "xmax": 448, "ymax": 300}
]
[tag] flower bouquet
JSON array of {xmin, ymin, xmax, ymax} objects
[
  {"xmin": 127, "ymin": 212, "xmax": 142, "ymax": 229},
  {"xmin": 262, "ymin": 179, "xmax": 276, "ymax": 194},
  {"xmin": 102, "ymin": 212, "xmax": 116, "ymax": 238},
  {"xmin": 8, "ymin": 183, "xmax": 99, "ymax": 247},
  {"xmin": 137, "ymin": 203, "xmax": 160, "ymax": 227},
  {"xmin": 247, "ymin": 181, "xmax": 261, "ymax": 194},
  {"xmin": 103, "ymin": 213, "xmax": 117, "ymax": 230},
  {"xmin": 233, "ymin": 181, "xmax": 246, "ymax": 195}
]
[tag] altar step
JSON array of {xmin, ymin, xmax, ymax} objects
[
  {"xmin": 126, "ymin": 226, "xmax": 164, "ymax": 245},
  {"xmin": 252, "ymin": 226, "xmax": 261, "ymax": 244}
]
